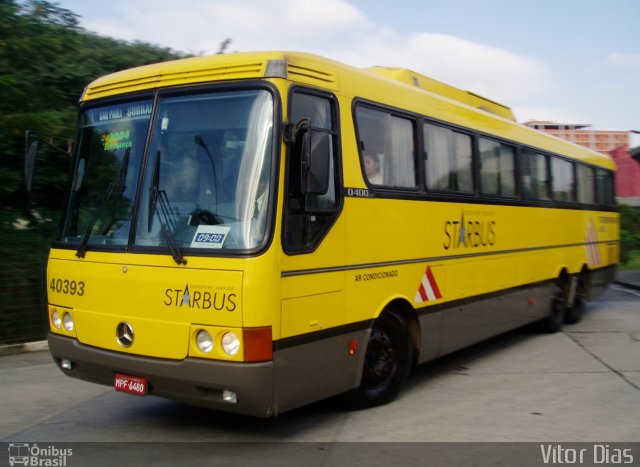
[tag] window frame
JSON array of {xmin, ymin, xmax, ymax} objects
[
  {"xmin": 520, "ymin": 148, "xmax": 552, "ymax": 202},
  {"xmin": 551, "ymin": 156, "xmax": 577, "ymax": 204},
  {"xmin": 478, "ymin": 136, "xmax": 518, "ymax": 199},
  {"xmin": 595, "ymin": 168, "xmax": 615, "ymax": 208},
  {"xmin": 423, "ymin": 121, "xmax": 476, "ymax": 195},
  {"xmin": 353, "ymin": 101, "xmax": 420, "ymax": 193},
  {"xmin": 347, "ymin": 97, "xmax": 616, "ymax": 212},
  {"xmin": 282, "ymin": 86, "xmax": 343, "ymax": 255},
  {"xmin": 576, "ymin": 163, "xmax": 596, "ymax": 206}
]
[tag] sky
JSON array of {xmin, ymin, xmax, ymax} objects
[{"xmin": 55, "ymin": 0, "xmax": 640, "ymax": 145}]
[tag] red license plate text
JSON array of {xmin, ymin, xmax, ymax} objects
[{"xmin": 114, "ymin": 373, "xmax": 148, "ymax": 396}]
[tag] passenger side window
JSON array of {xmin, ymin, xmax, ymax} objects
[
  {"xmin": 355, "ymin": 106, "xmax": 417, "ymax": 189},
  {"xmin": 479, "ymin": 138, "xmax": 516, "ymax": 197},
  {"xmin": 424, "ymin": 123, "xmax": 473, "ymax": 193},
  {"xmin": 521, "ymin": 149, "xmax": 550, "ymax": 200},
  {"xmin": 576, "ymin": 164, "xmax": 596, "ymax": 205},
  {"xmin": 551, "ymin": 157, "xmax": 576, "ymax": 203},
  {"xmin": 596, "ymin": 169, "xmax": 615, "ymax": 207}
]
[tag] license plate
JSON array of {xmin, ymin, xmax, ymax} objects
[{"xmin": 114, "ymin": 373, "xmax": 148, "ymax": 396}]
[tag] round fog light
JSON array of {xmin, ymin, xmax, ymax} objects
[
  {"xmin": 221, "ymin": 332, "xmax": 240, "ymax": 356},
  {"xmin": 51, "ymin": 310, "xmax": 61, "ymax": 329},
  {"xmin": 62, "ymin": 312, "xmax": 74, "ymax": 332},
  {"xmin": 196, "ymin": 330, "xmax": 213, "ymax": 353}
]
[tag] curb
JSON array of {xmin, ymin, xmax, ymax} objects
[
  {"xmin": 0, "ymin": 340, "xmax": 49, "ymax": 356},
  {"xmin": 614, "ymin": 280, "xmax": 640, "ymax": 292}
]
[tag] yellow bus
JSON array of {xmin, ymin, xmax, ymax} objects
[{"xmin": 41, "ymin": 51, "xmax": 618, "ymax": 417}]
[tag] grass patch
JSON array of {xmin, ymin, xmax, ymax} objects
[{"xmin": 619, "ymin": 250, "xmax": 640, "ymax": 270}]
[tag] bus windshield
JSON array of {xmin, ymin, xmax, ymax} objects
[
  {"xmin": 61, "ymin": 99, "xmax": 152, "ymax": 247},
  {"xmin": 60, "ymin": 88, "xmax": 275, "ymax": 254}
]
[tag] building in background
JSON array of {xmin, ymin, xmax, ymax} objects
[
  {"xmin": 524, "ymin": 121, "xmax": 629, "ymax": 153},
  {"xmin": 524, "ymin": 120, "xmax": 640, "ymax": 206},
  {"xmin": 612, "ymin": 145, "xmax": 640, "ymax": 207}
]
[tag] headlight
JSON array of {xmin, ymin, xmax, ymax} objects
[
  {"xmin": 196, "ymin": 330, "xmax": 213, "ymax": 353},
  {"xmin": 62, "ymin": 312, "xmax": 74, "ymax": 332},
  {"xmin": 51, "ymin": 310, "xmax": 61, "ymax": 329},
  {"xmin": 221, "ymin": 332, "xmax": 240, "ymax": 356}
]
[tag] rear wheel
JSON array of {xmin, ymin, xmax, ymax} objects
[
  {"xmin": 340, "ymin": 312, "xmax": 414, "ymax": 409},
  {"xmin": 540, "ymin": 283, "xmax": 566, "ymax": 333},
  {"xmin": 565, "ymin": 275, "xmax": 586, "ymax": 324}
]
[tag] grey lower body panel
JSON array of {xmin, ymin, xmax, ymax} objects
[
  {"xmin": 273, "ymin": 327, "xmax": 370, "ymax": 414},
  {"xmin": 587, "ymin": 265, "xmax": 616, "ymax": 299},
  {"xmin": 48, "ymin": 334, "xmax": 275, "ymax": 417},
  {"xmin": 417, "ymin": 281, "xmax": 554, "ymax": 362}
]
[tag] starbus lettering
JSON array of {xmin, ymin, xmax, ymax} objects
[
  {"xmin": 164, "ymin": 284, "xmax": 237, "ymax": 311},
  {"xmin": 443, "ymin": 212, "xmax": 496, "ymax": 250}
]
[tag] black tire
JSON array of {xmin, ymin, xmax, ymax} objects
[
  {"xmin": 545, "ymin": 296, "xmax": 565, "ymax": 333},
  {"xmin": 340, "ymin": 312, "xmax": 414, "ymax": 409},
  {"xmin": 565, "ymin": 276, "xmax": 586, "ymax": 324},
  {"xmin": 540, "ymin": 284, "xmax": 566, "ymax": 333}
]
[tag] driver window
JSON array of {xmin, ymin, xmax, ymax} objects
[{"xmin": 284, "ymin": 90, "xmax": 341, "ymax": 253}]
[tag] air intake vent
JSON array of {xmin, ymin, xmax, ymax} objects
[
  {"xmin": 287, "ymin": 63, "xmax": 336, "ymax": 87},
  {"xmin": 83, "ymin": 61, "xmax": 266, "ymax": 101}
]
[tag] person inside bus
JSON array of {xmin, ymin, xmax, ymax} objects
[{"xmin": 364, "ymin": 152, "xmax": 383, "ymax": 185}]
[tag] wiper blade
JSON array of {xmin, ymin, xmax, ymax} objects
[
  {"xmin": 76, "ymin": 182, "xmax": 115, "ymax": 258},
  {"xmin": 156, "ymin": 189, "xmax": 187, "ymax": 265},
  {"xmin": 148, "ymin": 151, "xmax": 186, "ymax": 265},
  {"xmin": 148, "ymin": 151, "xmax": 161, "ymax": 233}
]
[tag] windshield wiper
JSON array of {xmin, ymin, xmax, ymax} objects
[
  {"xmin": 76, "ymin": 150, "xmax": 133, "ymax": 257},
  {"xmin": 148, "ymin": 151, "xmax": 187, "ymax": 265},
  {"xmin": 101, "ymin": 148, "xmax": 130, "ymax": 235},
  {"xmin": 76, "ymin": 182, "xmax": 115, "ymax": 258}
]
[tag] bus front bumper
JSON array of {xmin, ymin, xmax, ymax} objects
[{"xmin": 48, "ymin": 333, "xmax": 275, "ymax": 417}]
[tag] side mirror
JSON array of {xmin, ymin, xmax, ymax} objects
[
  {"xmin": 24, "ymin": 130, "xmax": 75, "ymax": 192},
  {"xmin": 300, "ymin": 130, "xmax": 331, "ymax": 195}
]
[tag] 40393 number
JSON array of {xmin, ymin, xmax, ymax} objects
[{"xmin": 49, "ymin": 278, "xmax": 85, "ymax": 296}]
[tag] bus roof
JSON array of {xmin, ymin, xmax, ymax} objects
[
  {"xmin": 365, "ymin": 67, "xmax": 517, "ymax": 122},
  {"xmin": 82, "ymin": 51, "xmax": 615, "ymax": 171}
]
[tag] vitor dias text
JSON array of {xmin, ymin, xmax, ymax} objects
[{"xmin": 540, "ymin": 444, "xmax": 634, "ymax": 464}]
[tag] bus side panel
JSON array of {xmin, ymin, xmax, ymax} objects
[
  {"xmin": 273, "ymin": 327, "xmax": 368, "ymax": 414},
  {"xmin": 438, "ymin": 282, "xmax": 553, "ymax": 356},
  {"xmin": 587, "ymin": 265, "xmax": 617, "ymax": 299},
  {"xmin": 277, "ymin": 188, "xmax": 351, "ymax": 412},
  {"xmin": 416, "ymin": 311, "xmax": 442, "ymax": 364},
  {"xmin": 280, "ymin": 277, "xmax": 345, "ymax": 336}
]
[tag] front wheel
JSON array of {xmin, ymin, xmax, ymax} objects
[{"xmin": 340, "ymin": 312, "xmax": 414, "ymax": 409}]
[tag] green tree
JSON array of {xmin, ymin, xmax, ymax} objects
[
  {"xmin": 1, "ymin": 0, "xmax": 189, "ymax": 217},
  {"xmin": 0, "ymin": 0, "xmax": 189, "ymax": 343}
]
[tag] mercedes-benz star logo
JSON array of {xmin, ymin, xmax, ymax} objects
[{"xmin": 116, "ymin": 321, "xmax": 134, "ymax": 348}]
